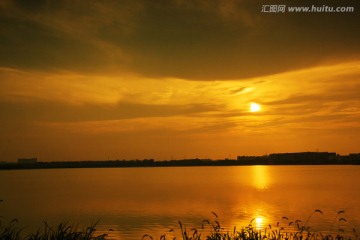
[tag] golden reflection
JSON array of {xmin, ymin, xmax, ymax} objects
[
  {"xmin": 255, "ymin": 217, "xmax": 263, "ymax": 225},
  {"xmin": 251, "ymin": 166, "xmax": 269, "ymax": 190},
  {"xmin": 229, "ymin": 210, "xmax": 269, "ymax": 233},
  {"xmin": 255, "ymin": 216, "xmax": 264, "ymax": 229},
  {"xmin": 253, "ymin": 214, "xmax": 267, "ymax": 230}
]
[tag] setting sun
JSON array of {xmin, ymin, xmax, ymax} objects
[{"xmin": 250, "ymin": 102, "xmax": 261, "ymax": 112}]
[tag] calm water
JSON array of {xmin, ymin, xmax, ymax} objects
[{"xmin": 1, "ymin": 166, "xmax": 360, "ymax": 239}]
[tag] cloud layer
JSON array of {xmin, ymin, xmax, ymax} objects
[
  {"xmin": 1, "ymin": 0, "xmax": 359, "ymax": 79},
  {"xmin": 0, "ymin": 0, "xmax": 359, "ymax": 161}
]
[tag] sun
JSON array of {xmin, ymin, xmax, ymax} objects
[{"xmin": 250, "ymin": 102, "xmax": 261, "ymax": 112}]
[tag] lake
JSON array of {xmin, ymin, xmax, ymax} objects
[{"xmin": 1, "ymin": 166, "xmax": 360, "ymax": 239}]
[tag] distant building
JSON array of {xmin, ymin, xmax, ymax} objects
[
  {"xmin": 349, "ymin": 153, "xmax": 360, "ymax": 161},
  {"xmin": 17, "ymin": 158, "xmax": 38, "ymax": 164},
  {"xmin": 268, "ymin": 152, "xmax": 337, "ymax": 164}
]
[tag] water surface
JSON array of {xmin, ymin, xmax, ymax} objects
[{"xmin": 0, "ymin": 166, "xmax": 359, "ymax": 239}]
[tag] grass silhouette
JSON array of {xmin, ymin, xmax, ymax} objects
[
  {"xmin": 0, "ymin": 220, "xmax": 107, "ymax": 240},
  {"xmin": 144, "ymin": 211, "xmax": 358, "ymax": 240},
  {"xmin": 0, "ymin": 210, "xmax": 358, "ymax": 240}
]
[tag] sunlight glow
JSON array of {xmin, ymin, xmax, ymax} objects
[
  {"xmin": 250, "ymin": 102, "xmax": 261, "ymax": 112},
  {"xmin": 255, "ymin": 217, "xmax": 263, "ymax": 225},
  {"xmin": 255, "ymin": 217, "xmax": 263, "ymax": 228},
  {"xmin": 252, "ymin": 166, "xmax": 269, "ymax": 190},
  {"xmin": 254, "ymin": 216, "xmax": 265, "ymax": 230}
]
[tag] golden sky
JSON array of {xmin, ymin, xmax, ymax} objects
[{"xmin": 0, "ymin": 0, "xmax": 359, "ymax": 161}]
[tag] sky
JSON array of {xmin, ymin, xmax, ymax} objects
[{"xmin": 0, "ymin": 0, "xmax": 359, "ymax": 162}]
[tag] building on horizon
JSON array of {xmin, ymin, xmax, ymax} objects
[
  {"xmin": 349, "ymin": 153, "xmax": 360, "ymax": 161},
  {"xmin": 268, "ymin": 152, "xmax": 337, "ymax": 164},
  {"xmin": 236, "ymin": 152, "xmax": 339, "ymax": 165}
]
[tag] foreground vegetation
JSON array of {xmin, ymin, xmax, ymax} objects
[
  {"xmin": 0, "ymin": 220, "xmax": 107, "ymax": 240},
  {"xmin": 145, "ymin": 211, "xmax": 358, "ymax": 240},
  {"xmin": 0, "ymin": 211, "xmax": 358, "ymax": 240}
]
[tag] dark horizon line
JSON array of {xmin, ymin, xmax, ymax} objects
[
  {"xmin": 6, "ymin": 150, "xmax": 360, "ymax": 162},
  {"xmin": 1, "ymin": 151, "xmax": 359, "ymax": 170}
]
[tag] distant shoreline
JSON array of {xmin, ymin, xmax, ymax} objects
[{"xmin": 1, "ymin": 151, "xmax": 359, "ymax": 170}]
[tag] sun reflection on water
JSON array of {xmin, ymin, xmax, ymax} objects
[
  {"xmin": 251, "ymin": 166, "xmax": 270, "ymax": 190},
  {"xmin": 254, "ymin": 216, "xmax": 266, "ymax": 230}
]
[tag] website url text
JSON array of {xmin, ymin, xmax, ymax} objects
[{"xmin": 261, "ymin": 5, "xmax": 355, "ymax": 13}]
